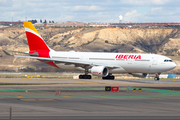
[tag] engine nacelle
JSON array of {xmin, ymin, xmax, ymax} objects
[
  {"xmin": 130, "ymin": 73, "xmax": 148, "ymax": 78},
  {"xmin": 90, "ymin": 66, "xmax": 109, "ymax": 77}
]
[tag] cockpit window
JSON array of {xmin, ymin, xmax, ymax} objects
[{"xmin": 164, "ymin": 59, "xmax": 173, "ymax": 62}]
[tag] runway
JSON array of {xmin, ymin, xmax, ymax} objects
[{"xmin": 0, "ymin": 78, "xmax": 180, "ymax": 119}]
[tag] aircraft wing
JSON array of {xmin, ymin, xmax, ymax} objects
[{"xmin": 3, "ymin": 50, "xmax": 117, "ymax": 68}]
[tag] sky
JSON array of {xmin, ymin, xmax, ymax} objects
[{"xmin": 0, "ymin": 0, "xmax": 180, "ymax": 23}]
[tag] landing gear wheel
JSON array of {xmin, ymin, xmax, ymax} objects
[
  {"xmin": 87, "ymin": 75, "xmax": 91, "ymax": 79},
  {"xmin": 154, "ymin": 77, "xmax": 159, "ymax": 81},
  {"xmin": 102, "ymin": 75, "xmax": 115, "ymax": 80},
  {"xmin": 79, "ymin": 75, "xmax": 83, "ymax": 79},
  {"xmin": 79, "ymin": 75, "xmax": 92, "ymax": 79}
]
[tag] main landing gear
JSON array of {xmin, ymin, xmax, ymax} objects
[
  {"xmin": 79, "ymin": 74, "xmax": 115, "ymax": 80},
  {"xmin": 79, "ymin": 75, "xmax": 91, "ymax": 79},
  {"xmin": 154, "ymin": 73, "xmax": 160, "ymax": 81},
  {"xmin": 79, "ymin": 67, "xmax": 92, "ymax": 79},
  {"xmin": 102, "ymin": 74, "xmax": 115, "ymax": 80}
]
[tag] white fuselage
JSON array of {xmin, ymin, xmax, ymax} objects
[{"xmin": 49, "ymin": 51, "xmax": 176, "ymax": 74}]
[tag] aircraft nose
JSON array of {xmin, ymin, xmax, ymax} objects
[
  {"xmin": 164, "ymin": 62, "xmax": 177, "ymax": 71},
  {"xmin": 169, "ymin": 62, "xmax": 177, "ymax": 70},
  {"xmin": 172, "ymin": 62, "xmax": 177, "ymax": 69}
]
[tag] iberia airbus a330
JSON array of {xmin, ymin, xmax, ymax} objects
[{"xmin": 3, "ymin": 22, "xmax": 176, "ymax": 80}]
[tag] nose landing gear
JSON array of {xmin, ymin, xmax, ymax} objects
[
  {"xmin": 154, "ymin": 76, "xmax": 159, "ymax": 81},
  {"xmin": 154, "ymin": 73, "xmax": 160, "ymax": 81}
]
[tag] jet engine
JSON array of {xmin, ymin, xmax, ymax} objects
[
  {"xmin": 90, "ymin": 66, "xmax": 109, "ymax": 77},
  {"xmin": 130, "ymin": 73, "xmax": 148, "ymax": 78}
]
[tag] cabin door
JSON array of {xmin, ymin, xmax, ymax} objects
[{"xmin": 152, "ymin": 57, "xmax": 158, "ymax": 65}]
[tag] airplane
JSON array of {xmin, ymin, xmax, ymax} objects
[{"xmin": 3, "ymin": 22, "xmax": 177, "ymax": 80}]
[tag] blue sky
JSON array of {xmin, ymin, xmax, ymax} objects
[{"xmin": 0, "ymin": 0, "xmax": 180, "ymax": 23}]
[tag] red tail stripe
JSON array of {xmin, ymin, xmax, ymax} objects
[{"xmin": 26, "ymin": 32, "xmax": 50, "ymax": 52}]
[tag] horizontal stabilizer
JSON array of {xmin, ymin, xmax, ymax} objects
[
  {"xmin": 3, "ymin": 49, "xmax": 30, "ymax": 56},
  {"xmin": 3, "ymin": 50, "xmax": 13, "ymax": 56}
]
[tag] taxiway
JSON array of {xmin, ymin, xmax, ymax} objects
[{"xmin": 0, "ymin": 78, "xmax": 180, "ymax": 120}]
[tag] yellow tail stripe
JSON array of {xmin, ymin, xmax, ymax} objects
[{"xmin": 23, "ymin": 22, "xmax": 40, "ymax": 35}]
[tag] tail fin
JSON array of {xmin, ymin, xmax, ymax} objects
[{"xmin": 23, "ymin": 22, "xmax": 51, "ymax": 52}]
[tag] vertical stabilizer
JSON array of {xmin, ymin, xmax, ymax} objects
[{"xmin": 23, "ymin": 22, "xmax": 51, "ymax": 52}]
